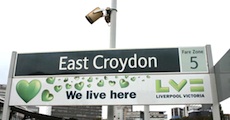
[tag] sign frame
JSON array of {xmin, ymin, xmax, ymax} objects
[{"xmin": 2, "ymin": 45, "xmax": 221, "ymax": 120}]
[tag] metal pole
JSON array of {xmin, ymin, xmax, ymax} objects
[
  {"xmin": 110, "ymin": 0, "xmax": 117, "ymax": 49},
  {"xmin": 2, "ymin": 52, "xmax": 17, "ymax": 120},
  {"xmin": 144, "ymin": 105, "xmax": 150, "ymax": 120},
  {"xmin": 108, "ymin": 0, "xmax": 117, "ymax": 120},
  {"xmin": 206, "ymin": 45, "xmax": 221, "ymax": 120}
]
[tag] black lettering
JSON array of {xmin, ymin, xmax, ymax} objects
[{"xmin": 66, "ymin": 91, "xmax": 82, "ymax": 99}]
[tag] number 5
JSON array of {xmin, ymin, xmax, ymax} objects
[{"xmin": 190, "ymin": 56, "xmax": 198, "ymax": 69}]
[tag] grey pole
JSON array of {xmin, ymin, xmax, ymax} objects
[
  {"xmin": 2, "ymin": 52, "xmax": 17, "ymax": 120},
  {"xmin": 206, "ymin": 45, "xmax": 221, "ymax": 120},
  {"xmin": 144, "ymin": 105, "xmax": 150, "ymax": 120},
  {"xmin": 107, "ymin": 0, "xmax": 117, "ymax": 120},
  {"xmin": 110, "ymin": 0, "xmax": 117, "ymax": 49}
]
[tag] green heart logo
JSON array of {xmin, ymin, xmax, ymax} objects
[
  {"xmin": 42, "ymin": 90, "xmax": 54, "ymax": 101},
  {"xmin": 97, "ymin": 80, "xmax": 104, "ymax": 87},
  {"xmin": 87, "ymin": 77, "xmax": 93, "ymax": 82},
  {"xmin": 46, "ymin": 77, "xmax": 55, "ymax": 84},
  {"xmin": 146, "ymin": 75, "xmax": 151, "ymax": 79},
  {"xmin": 104, "ymin": 76, "xmax": 108, "ymax": 80},
  {"xmin": 87, "ymin": 84, "xmax": 91, "ymax": 88},
  {"xmin": 119, "ymin": 79, "xmax": 129, "ymax": 88},
  {"xmin": 130, "ymin": 77, "xmax": 136, "ymax": 81},
  {"xmin": 54, "ymin": 85, "xmax": 62, "ymax": 92},
  {"xmin": 64, "ymin": 78, "xmax": 68, "ymax": 82},
  {"xmin": 109, "ymin": 81, "xmax": 116, "ymax": 86},
  {"xmin": 66, "ymin": 83, "xmax": 72, "ymax": 89},
  {"xmin": 74, "ymin": 76, "xmax": 80, "ymax": 80},
  {"xmin": 75, "ymin": 82, "xmax": 84, "ymax": 91},
  {"xmin": 16, "ymin": 80, "xmax": 41, "ymax": 103}
]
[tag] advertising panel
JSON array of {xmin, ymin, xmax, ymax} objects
[{"xmin": 9, "ymin": 74, "xmax": 212, "ymax": 105}]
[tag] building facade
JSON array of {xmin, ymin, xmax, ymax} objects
[
  {"xmin": 171, "ymin": 105, "xmax": 230, "ymax": 120},
  {"xmin": 125, "ymin": 111, "xmax": 144, "ymax": 120},
  {"xmin": 149, "ymin": 111, "xmax": 167, "ymax": 120},
  {"xmin": 0, "ymin": 84, "xmax": 6, "ymax": 119},
  {"xmin": 51, "ymin": 106, "xmax": 102, "ymax": 120},
  {"xmin": 171, "ymin": 107, "xmax": 183, "ymax": 119},
  {"xmin": 0, "ymin": 85, "xmax": 6, "ymax": 99}
]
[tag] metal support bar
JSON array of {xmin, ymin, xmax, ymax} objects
[
  {"xmin": 110, "ymin": 0, "xmax": 117, "ymax": 49},
  {"xmin": 2, "ymin": 51, "xmax": 17, "ymax": 120},
  {"xmin": 108, "ymin": 0, "xmax": 117, "ymax": 120},
  {"xmin": 144, "ymin": 105, "xmax": 150, "ymax": 120},
  {"xmin": 206, "ymin": 45, "xmax": 221, "ymax": 120}
]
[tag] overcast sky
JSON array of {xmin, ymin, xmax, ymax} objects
[{"xmin": 1, "ymin": 0, "xmax": 230, "ymax": 119}]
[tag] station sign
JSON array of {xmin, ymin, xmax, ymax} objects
[
  {"xmin": 9, "ymin": 46, "xmax": 211, "ymax": 106},
  {"xmin": 14, "ymin": 47, "xmax": 208, "ymax": 76}
]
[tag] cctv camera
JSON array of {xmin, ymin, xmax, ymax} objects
[{"xmin": 85, "ymin": 7, "xmax": 103, "ymax": 24}]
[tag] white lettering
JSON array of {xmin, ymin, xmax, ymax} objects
[
  {"xmin": 128, "ymin": 54, "xmax": 137, "ymax": 68},
  {"xmin": 59, "ymin": 56, "xmax": 89, "ymax": 71},
  {"xmin": 83, "ymin": 57, "xmax": 89, "ymax": 69},
  {"xmin": 92, "ymin": 54, "xmax": 158, "ymax": 72},
  {"xmin": 76, "ymin": 59, "xmax": 83, "ymax": 70},
  {"xmin": 110, "ymin": 58, "xmax": 119, "ymax": 69},
  {"xmin": 138, "ymin": 57, "xmax": 147, "ymax": 68},
  {"xmin": 67, "ymin": 59, "xmax": 75, "ymax": 70},
  {"xmin": 104, "ymin": 58, "xmax": 110, "ymax": 69},
  {"xmin": 118, "ymin": 58, "xmax": 128, "ymax": 72},
  {"xmin": 148, "ymin": 57, "xmax": 158, "ymax": 68},
  {"xmin": 60, "ymin": 53, "xmax": 158, "ymax": 72},
  {"xmin": 93, "ymin": 55, "xmax": 103, "ymax": 69},
  {"xmin": 59, "ymin": 56, "xmax": 68, "ymax": 70}
]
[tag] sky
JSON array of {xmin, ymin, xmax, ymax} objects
[{"xmin": 1, "ymin": 0, "xmax": 230, "ymax": 119}]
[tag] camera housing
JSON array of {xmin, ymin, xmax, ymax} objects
[{"xmin": 85, "ymin": 7, "xmax": 103, "ymax": 24}]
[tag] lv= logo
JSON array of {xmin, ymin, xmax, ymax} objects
[{"xmin": 156, "ymin": 79, "xmax": 204, "ymax": 93}]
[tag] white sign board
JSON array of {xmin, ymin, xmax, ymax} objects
[
  {"xmin": 7, "ymin": 46, "xmax": 213, "ymax": 106},
  {"xmin": 9, "ymin": 74, "xmax": 212, "ymax": 105}
]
